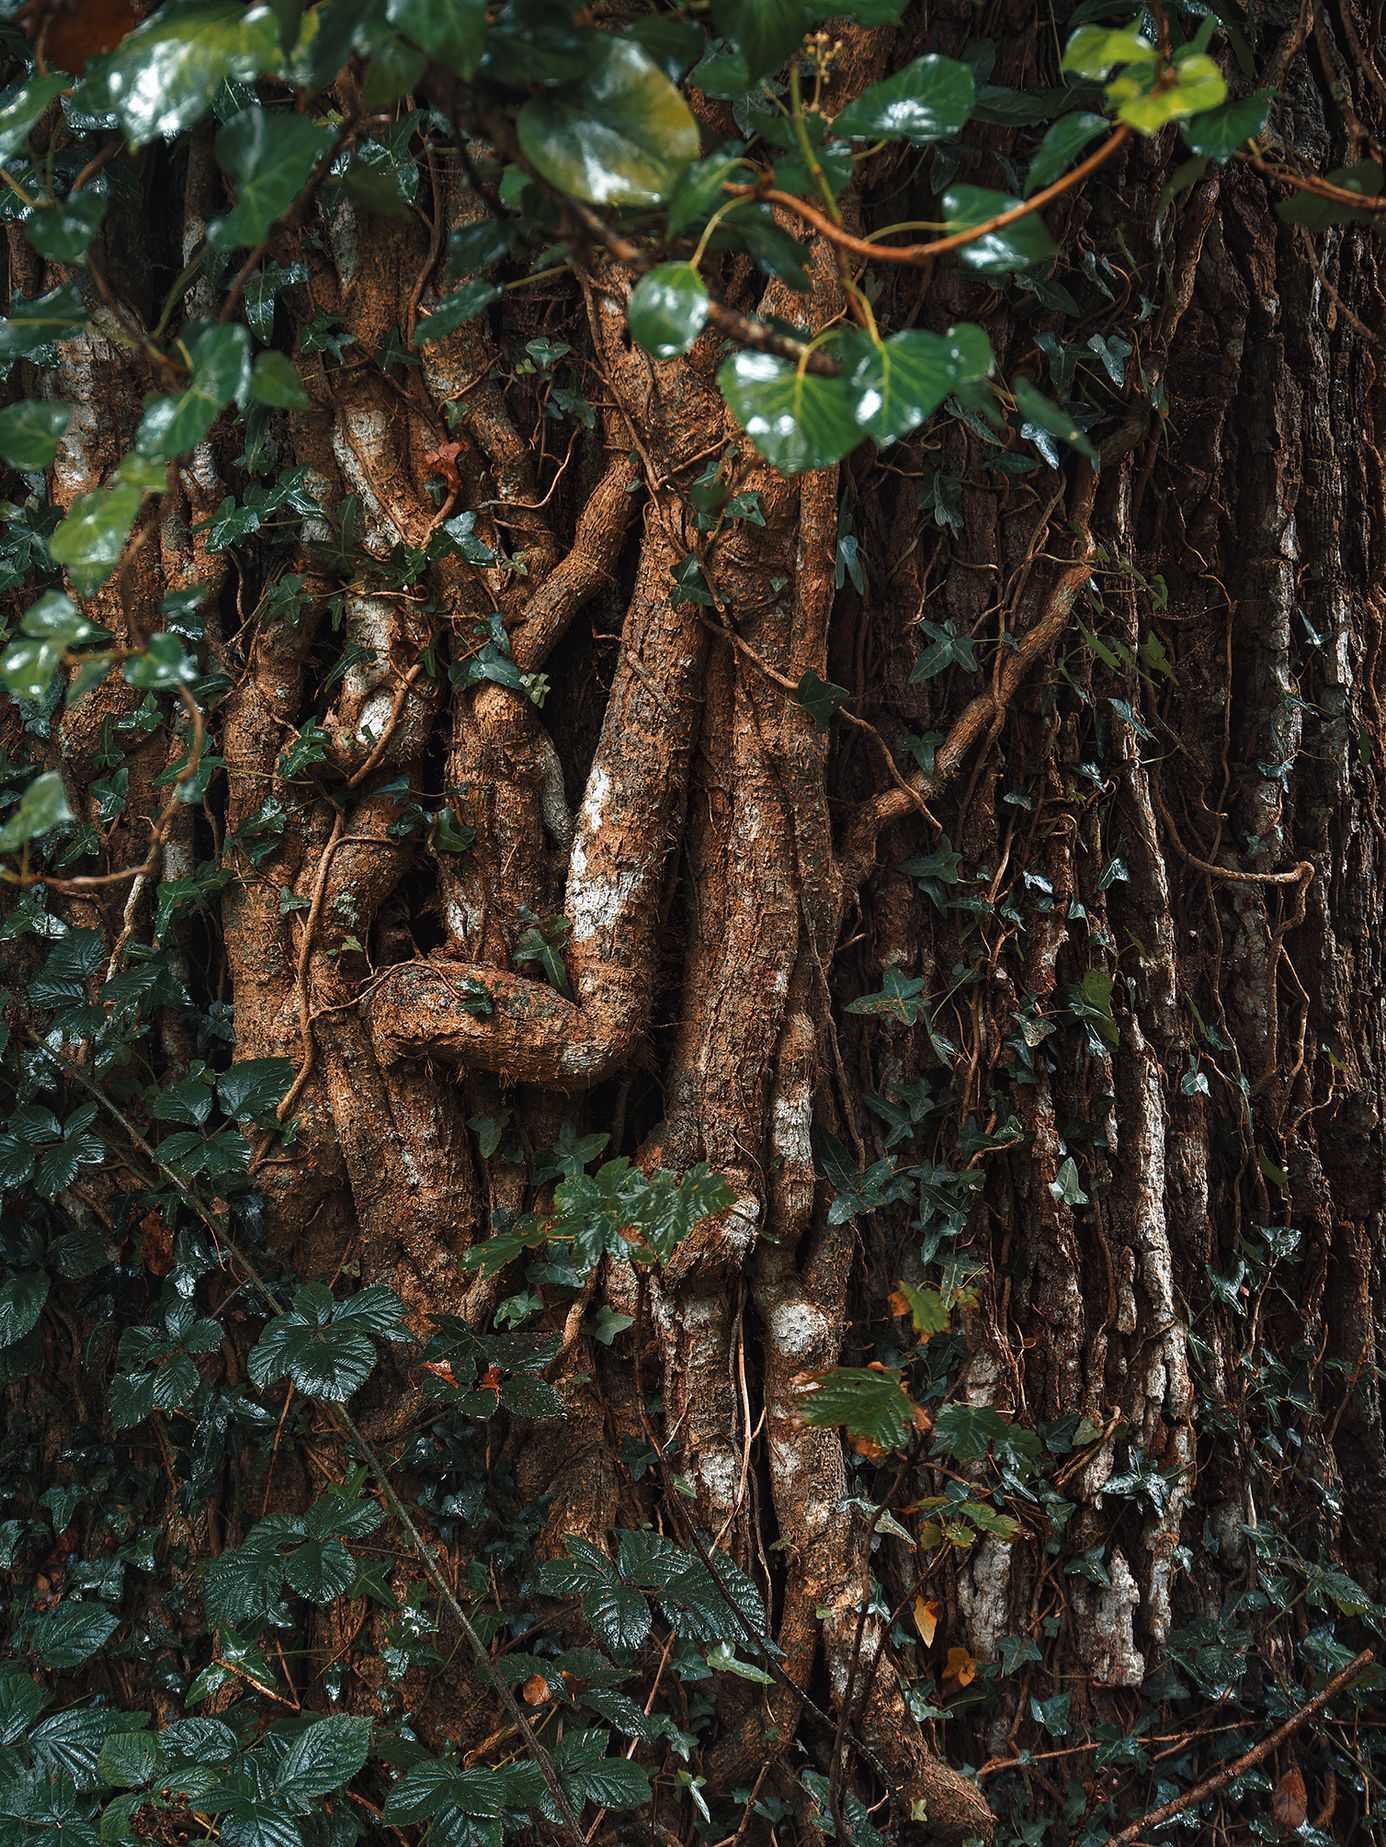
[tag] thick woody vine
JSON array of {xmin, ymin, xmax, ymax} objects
[{"xmin": 0, "ymin": 5, "xmax": 1383, "ymax": 1847}]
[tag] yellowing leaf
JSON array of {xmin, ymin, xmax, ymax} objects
[{"xmin": 913, "ymin": 1598, "xmax": 939, "ymax": 1646}]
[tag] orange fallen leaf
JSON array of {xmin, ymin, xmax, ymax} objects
[
  {"xmin": 913, "ymin": 1598, "xmax": 939, "ymax": 1646},
  {"xmin": 521, "ymin": 1673, "xmax": 550, "ymax": 1706},
  {"xmin": 944, "ymin": 1645, "xmax": 977, "ymax": 1688}
]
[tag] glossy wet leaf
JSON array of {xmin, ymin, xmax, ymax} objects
[
  {"xmin": 50, "ymin": 454, "xmax": 166, "ymax": 595},
  {"xmin": 940, "ymin": 185, "xmax": 1058, "ymax": 273},
  {"xmin": 833, "ymin": 54, "xmax": 975, "ymax": 144},
  {"xmin": 0, "ymin": 772, "xmax": 74, "ymax": 849},
  {"xmin": 277, "ymin": 1714, "xmax": 372, "ymax": 1799},
  {"xmin": 0, "ymin": 282, "xmax": 88, "ymax": 360},
  {"xmin": 1013, "ymin": 377, "xmax": 1098, "ymax": 464},
  {"xmin": 0, "ymin": 75, "xmax": 67, "ymax": 160},
  {"xmin": 211, "ymin": 107, "xmax": 333, "ymax": 249},
  {"xmin": 0, "ymin": 1270, "xmax": 48, "ymax": 1347},
  {"xmin": 517, "ymin": 38, "xmax": 700, "ymax": 207},
  {"xmin": 383, "ymin": 0, "xmax": 487, "ymax": 79},
  {"xmin": 101, "ymin": 2, "xmax": 282, "ymax": 147},
  {"xmin": 136, "ymin": 324, "xmax": 251, "ymax": 459},
  {"xmin": 846, "ymin": 323, "xmax": 992, "ymax": 446},
  {"xmin": 0, "ymin": 400, "xmax": 70, "ymax": 471},
  {"xmin": 23, "ymin": 189, "xmax": 109, "ymax": 264},
  {"xmin": 627, "ymin": 262, "xmax": 710, "ymax": 359},
  {"xmin": 799, "ymin": 1364, "xmax": 921, "ymax": 1449},
  {"xmin": 717, "ymin": 349, "xmax": 861, "ymax": 474}
]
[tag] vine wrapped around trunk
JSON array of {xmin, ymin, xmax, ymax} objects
[{"xmin": 1, "ymin": 5, "xmax": 1384, "ymax": 1846}]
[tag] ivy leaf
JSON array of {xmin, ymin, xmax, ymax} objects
[
  {"xmin": 101, "ymin": 2, "xmax": 283, "ymax": 147},
  {"xmin": 833, "ymin": 54, "xmax": 975, "ymax": 144},
  {"xmin": 49, "ymin": 453, "xmax": 166, "ymax": 596},
  {"xmin": 1060, "ymin": 26, "xmax": 1155, "ymax": 80},
  {"xmin": 0, "ymin": 773, "xmax": 74, "ymax": 854},
  {"xmin": 0, "ymin": 1271, "xmax": 48, "ymax": 1347},
  {"xmin": 794, "ymin": 668, "xmax": 849, "ymax": 728},
  {"xmin": 718, "ymin": 349, "xmax": 861, "ymax": 474},
  {"xmin": 709, "ymin": 0, "xmax": 815, "ymax": 80},
  {"xmin": 1013, "ymin": 377, "xmax": 1098, "ymax": 465},
  {"xmin": 276, "ymin": 1714, "xmax": 372, "ymax": 1800},
  {"xmin": 1025, "ymin": 112, "xmax": 1108, "ymax": 194},
  {"xmin": 1180, "ymin": 88, "xmax": 1273, "ymax": 161},
  {"xmin": 248, "ymin": 350, "xmax": 309, "ymax": 408},
  {"xmin": 799, "ymin": 1365, "xmax": 922, "ymax": 1449},
  {"xmin": 137, "ymin": 324, "xmax": 252, "ymax": 460},
  {"xmin": 413, "ymin": 279, "xmax": 502, "ymax": 345},
  {"xmin": 1110, "ymin": 53, "xmax": 1225, "ymax": 134},
  {"xmin": 846, "ymin": 323, "xmax": 992, "ymax": 447},
  {"xmin": 383, "ymin": 0, "xmax": 487, "ymax": 80},
  {"xmin": 210, "ymin": 107, "xmax": 333, "ymax": 249},
  {"xmin": 0, "ymin": 282, "xmax": 88, "ymax": 360},
  {"xmin": 1277, "ymin": 158, "xmax": 1384, "ymax": 230},
  {"xmin": 0, "ymin": 75, "xmax": 67, "ymax": 161},
  {"xmin": 125, "ymin": 632, "xmax": 198, "ymax": 690},
  {"xmin": 0, "ymin": 400, "xmax": 71, "ymax": 471},
  {"xmin": 940, "ymin": 186, "xmax": 1057, "ymax": 274},
  {"xmin": 518, "ymin": 39, "xmax": 700, "ymax": 208},
  {"xmin": 628, "ymin": 262, "xmax": 710, "ymax": 360},
  {"xmin": 23, "ymin": 189, "xmax": 109, "ymax": 264}
]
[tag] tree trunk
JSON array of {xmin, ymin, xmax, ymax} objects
[{"xmin": 4, "ymin": 5, "xmax": 1385, "ymax": 1844}]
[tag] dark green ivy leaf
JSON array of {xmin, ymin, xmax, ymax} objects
[
  {"xmin": 718, "ymin": 348, "xmax": 861, "ymax": 474},
  {"xmin": 0, "ymin": 399, "xmax": 71, "ymax": 471},
  {"xmin": 0, "ymin": 282, "xmax": 88, "ymax": 361},
  {"xmin": 101, "ymin": 1, "xmax": 283, "ymax": 148},
  {"xmin": 383, "ymin": 0, "xmax": 488, "ymax": 80},
  {"xmin": 211, "ymin": 107, "xmax": 334, "ymax": 249},
  {"xmin": 832, "ymin": 54, "xmax": 975, "ymax": 145},
  {"xmin": 627, "ymin": 262, "xmax": 710, "ymax": 360},
  {"xmin": 940, "ymin": 185, "xmax": 1058, "ymax": 273},
  {"xmin": 517, "ymin": 38, "xmax": 700, "ymax": 208}
]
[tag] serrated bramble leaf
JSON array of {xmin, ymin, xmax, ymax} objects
[{"xmin": 276, "ymin": 1713, "xmax": 371, "ymax": 1799}]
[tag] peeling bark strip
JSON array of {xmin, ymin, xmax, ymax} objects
[{"xmin": 4, "ymin": 4, "xmax": 1386, "ymax": 1845}]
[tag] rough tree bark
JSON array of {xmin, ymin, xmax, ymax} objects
[{"xmin": 5, "ymin": 3, "xmax": 1385, "ymax": 1843}]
